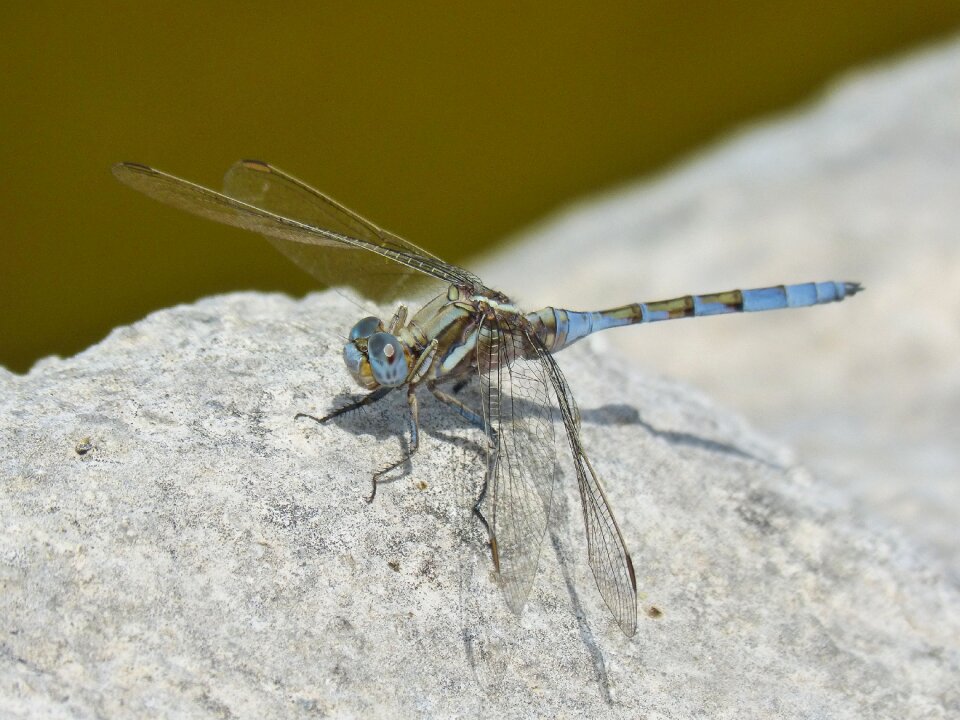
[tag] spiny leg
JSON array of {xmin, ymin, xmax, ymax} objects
[
  {"xmin": 295, "ymin": 386, "xmax": 394, "ymax": 424},
  {"xmin": 427, "ymin": 378, "xmax": 484, "ymax": 430},
  {"xmin": 409, "ymin": 339, "xmax": 439, "ymax": 384},
  {"xmin": 362, "ymin": 339, "xmax": 439, "ymax": 501},
  {"xmin": 299, "ymin": 341, "xmax": 435, "ymax": 504},
  {"xmin": 387, "ymin": 304, "xmax": 408, "ymax": 334},
  {"xmin": 428, "ymin": 377, "xmax": 499, "ymax": 564},
  {"xmin": 473, "ymin": 429, "xmax": 501, "ymax": 570},
  {"xmin": 367, "ymin": 385, "xmax": 421, "ymax": 504}
]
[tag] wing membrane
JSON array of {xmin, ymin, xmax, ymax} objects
[
  {"xmin": 477, "ymin": 313, "xmax": 557, "ymax": 612},
  {"xmin": 112, "ymin": 161, "xmax": 480, "ymax": 301},
  {"xmin": 535, "ymin": 343, "xmax": 638, "ymax": 636}
]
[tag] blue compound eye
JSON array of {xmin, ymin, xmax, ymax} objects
[
  {"xmin": 343, "ymin": 342, "xmax": 364, "ymax": 376},
  {"xmin": 366, "ymin": 332, "xmax": 408, "ymax": 387},
  {"xmin": 349, "ymin": 316, "xmax": 383, "ymax": 341}
]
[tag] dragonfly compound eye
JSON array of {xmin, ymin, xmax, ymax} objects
[
  {"xmin": 366, "ymin": 332, "xmax": 409, "ymax": 387},
  {"xmin": 349, "ymin": 315, "xmax": 383, "ymax": 341},
  {"xmin": 343, "ymin": 341, "xmax": 366, "ymax": 381}
]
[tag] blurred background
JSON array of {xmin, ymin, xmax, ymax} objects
[{"xmin": 2, "ymin": 3, "xmax": 960, "ymax": 373}]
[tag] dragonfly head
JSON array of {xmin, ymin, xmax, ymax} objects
[{"xmin": 343, "ymin": 316, "xmax": 410, "ymax": 390}]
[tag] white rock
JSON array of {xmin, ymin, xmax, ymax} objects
[{"xmin": 1, "ymin": 289, "xmax": 956, "ymax": 718}]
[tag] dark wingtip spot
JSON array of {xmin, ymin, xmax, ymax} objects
[
  {"xmin": 240, "ymin": 159, "xmax": 270, "ymax": 172},
  {"xmin": 111, "ymin": 161, "xmax": 151, "ymax": 177}
]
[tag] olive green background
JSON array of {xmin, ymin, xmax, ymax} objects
[{"xmin": 2, "ymin": 4, "xmax": 959, "ymax": 373}]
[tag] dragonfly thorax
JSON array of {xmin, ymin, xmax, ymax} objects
[{"xmin": 343, "ymin": 316, "xmax": 411, "ymax": 390}]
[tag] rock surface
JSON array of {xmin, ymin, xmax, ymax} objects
[
  {"xmin": 479, "ymin": 38, "xmax": 960, "ymax": 577},
  {"xmin": 1, "ymin": 289, "xmax": 957, "ymax": 718},
  {"xmin": 3, "ymin": 38, "xmax": 960, "ymax": 720}
]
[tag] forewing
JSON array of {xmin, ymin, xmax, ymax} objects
[
  {"xmin": 222, "ymin": 160, "xmax": 482, "ymax": 300},
  {"xmin": 112, "ymin": 161, "xmax": 479, "ymax": 302},
  {"xmin": 477, "ymin": 313, "xmax": 557, "ymax": 614},
  {"xmin": 223, "ymin": 160, "xmax": 432, "ymax": 253},
  {"xmin": 535, "ymin": 344, "xmax": 638, "ymax": 636}
]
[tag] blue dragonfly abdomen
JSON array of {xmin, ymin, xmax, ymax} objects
[{"xmin": 529, "ymin": 281, "xmax": 862, "ymax": 353}]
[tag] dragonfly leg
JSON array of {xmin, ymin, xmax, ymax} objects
[
  {"xmin": 387, "ymin": 304, "xmax": 408, "ymax": 334},
  {"xmin": 427, "ymin": 378, "xmax": 484, "ymax": 429},
  {"xmin": 367, "ymin": 385, "xmax": 420, "ymax": 503},
  {"xmin": 295, "ymin": 386, "xmax": 394, "ymax": 424},
  {"xmin": 427, "ymin": 377, "xmax": 500, "ymax": 564},
  {"xmin": 472, "ymin": 427, "xmax": 500, "ymax": 570},
  {"xmin": 408, "ymin": 339, "xmax": 439, "ymax": 384}
]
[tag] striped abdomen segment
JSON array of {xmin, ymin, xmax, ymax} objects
[{"xmin": 529, "ymin": 281, "xmax": 861, "ymax": 353}]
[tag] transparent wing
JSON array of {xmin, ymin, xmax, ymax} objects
[
  {"xmin": 534, "ymin": 343, "xmax": 638, "ymax": 636},
  {"xmin": 477, "ymin": 313, "xmax": 557, "ymax": 614},
  {"xmin": 112, "ymin": 161, "xmax": 482, "ymax": 302},
  {"xmin": 221, "ymin": 160, "xmax": 485, "ymax": 300}
]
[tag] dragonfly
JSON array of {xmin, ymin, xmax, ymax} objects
[{"xmin": 113, "ymin": 160, "xmax": 861, "ymax": 637}]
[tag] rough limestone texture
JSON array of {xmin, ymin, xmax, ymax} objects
[
  {"xmin": 3, "ymin": 44, "xmax": 960, "ymax": 720},
  {"xmin": 1, "ymin": 291, "xmax": 957, "ymax": 718},
  {"xmin": 479, "ymin": 38, "xmax": 960, "ymax": 577}
]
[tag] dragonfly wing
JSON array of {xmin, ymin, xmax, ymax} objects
[
  {"xmin": 223, "ymin": 161, "xmax": 441, "ymax": 258},
  {"xmin": 222, "ymin": 160, "xmax": 483, "ymax": 301},
  {"xmin": 535, "ymin": 344, "xmax": 638, "ymax": 636},
  {"xmin": 113, "ymin": 161, "xmax": 478, "ymax": 302},
  {"xmin": 477, "ymin": 313, "xmax": 557, "ymax": 614}
]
